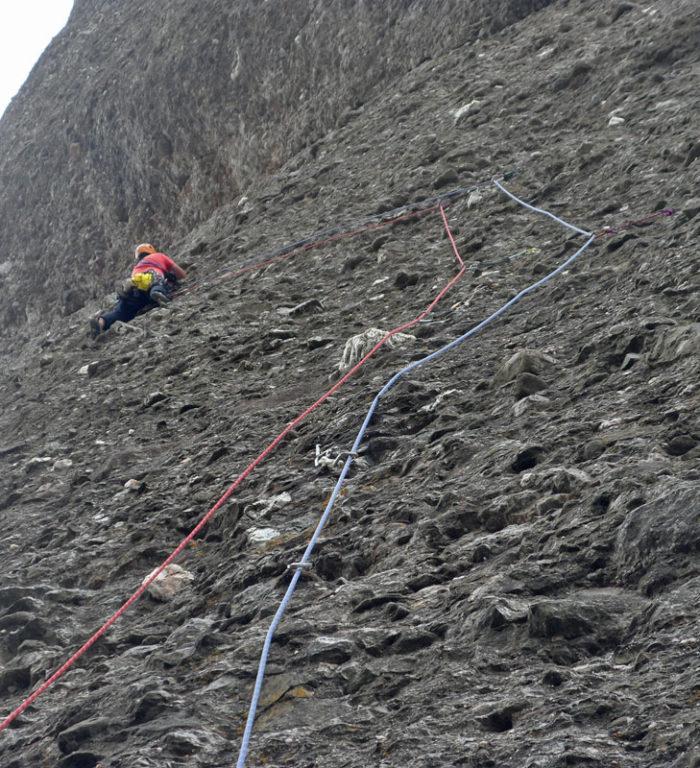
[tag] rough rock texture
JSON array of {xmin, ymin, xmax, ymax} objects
[
  {"xmin": 1, "ymin": 0, "xmax": 700, "ymax": 767},
  {"xmin": 0, "ymin": 0, "xmax": 553, "ymax": 330}
]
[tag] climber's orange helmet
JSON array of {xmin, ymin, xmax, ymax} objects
[{"xmin": 134, "ymin": 243, "xmax": 156, "ymax": 262}]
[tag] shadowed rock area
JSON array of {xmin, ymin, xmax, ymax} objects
[{"xmin": 1, "ymin": 1, "xmax": 699, "ymax": 766}]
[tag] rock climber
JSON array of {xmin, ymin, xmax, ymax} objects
[{"xmin": 90, "ymin": 243, "xmax": 186, "ymax": 337}]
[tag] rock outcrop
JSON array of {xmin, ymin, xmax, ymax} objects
[{"xmin": 1, "ymin": 1, "xmax": 699, "ymax": 767}]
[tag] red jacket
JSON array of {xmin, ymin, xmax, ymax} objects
[{"xmin": 132, "ymin": 252, "xmax": 179, "ymax": 281}]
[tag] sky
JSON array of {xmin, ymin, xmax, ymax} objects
[{"xmin": 0, "ymin": 0, "xmax": 74, "ymax": 119}]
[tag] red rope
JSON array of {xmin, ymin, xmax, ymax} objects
[
  {"xmin": 176, "ymin": 204, "xmax": 443, "ymax": 295},
  {"xmin": 0, "ymin": 205, "xmax": 464, "ymax": 732},
  {"xmin": 441, "ymin": 204, "xmax": 464, "ymax": 266}
]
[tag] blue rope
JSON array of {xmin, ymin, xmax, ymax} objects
[
  {"xmin": 494, "ymin": 179, "xmax": 592, "ymax": 237},
  {"xmin": 235, "ymin": 225, "xmax": 597, "ymax": 765}
]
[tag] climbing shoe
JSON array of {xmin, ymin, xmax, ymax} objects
[
  {"xmin": 89, "ymin": 318, "xmax": 102, "ymax": 339},
  {"xmin": 150, "ymin": 290, "xmax": 170, "ymax": 307}
]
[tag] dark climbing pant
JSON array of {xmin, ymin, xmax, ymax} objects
[{"xmin": 99, "ymin": 284, "xmax": 167, "ymax": 331}]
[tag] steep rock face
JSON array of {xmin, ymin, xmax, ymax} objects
[
  {"xmin": 0, "ymin": 0, "xmax": 552, "ymax": 330},
  {"xmin": 0, "ymin": 0, "xmax": 700, "ymax": 767}
]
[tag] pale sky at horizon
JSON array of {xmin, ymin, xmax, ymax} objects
[{"xmin": 0, "ymin": 0, "xmax": 74, "ymax": 120}]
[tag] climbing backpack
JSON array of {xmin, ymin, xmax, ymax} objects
[{"xmin": 131, "ymin": 271, "xmax": 155, "ymax": 292}]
